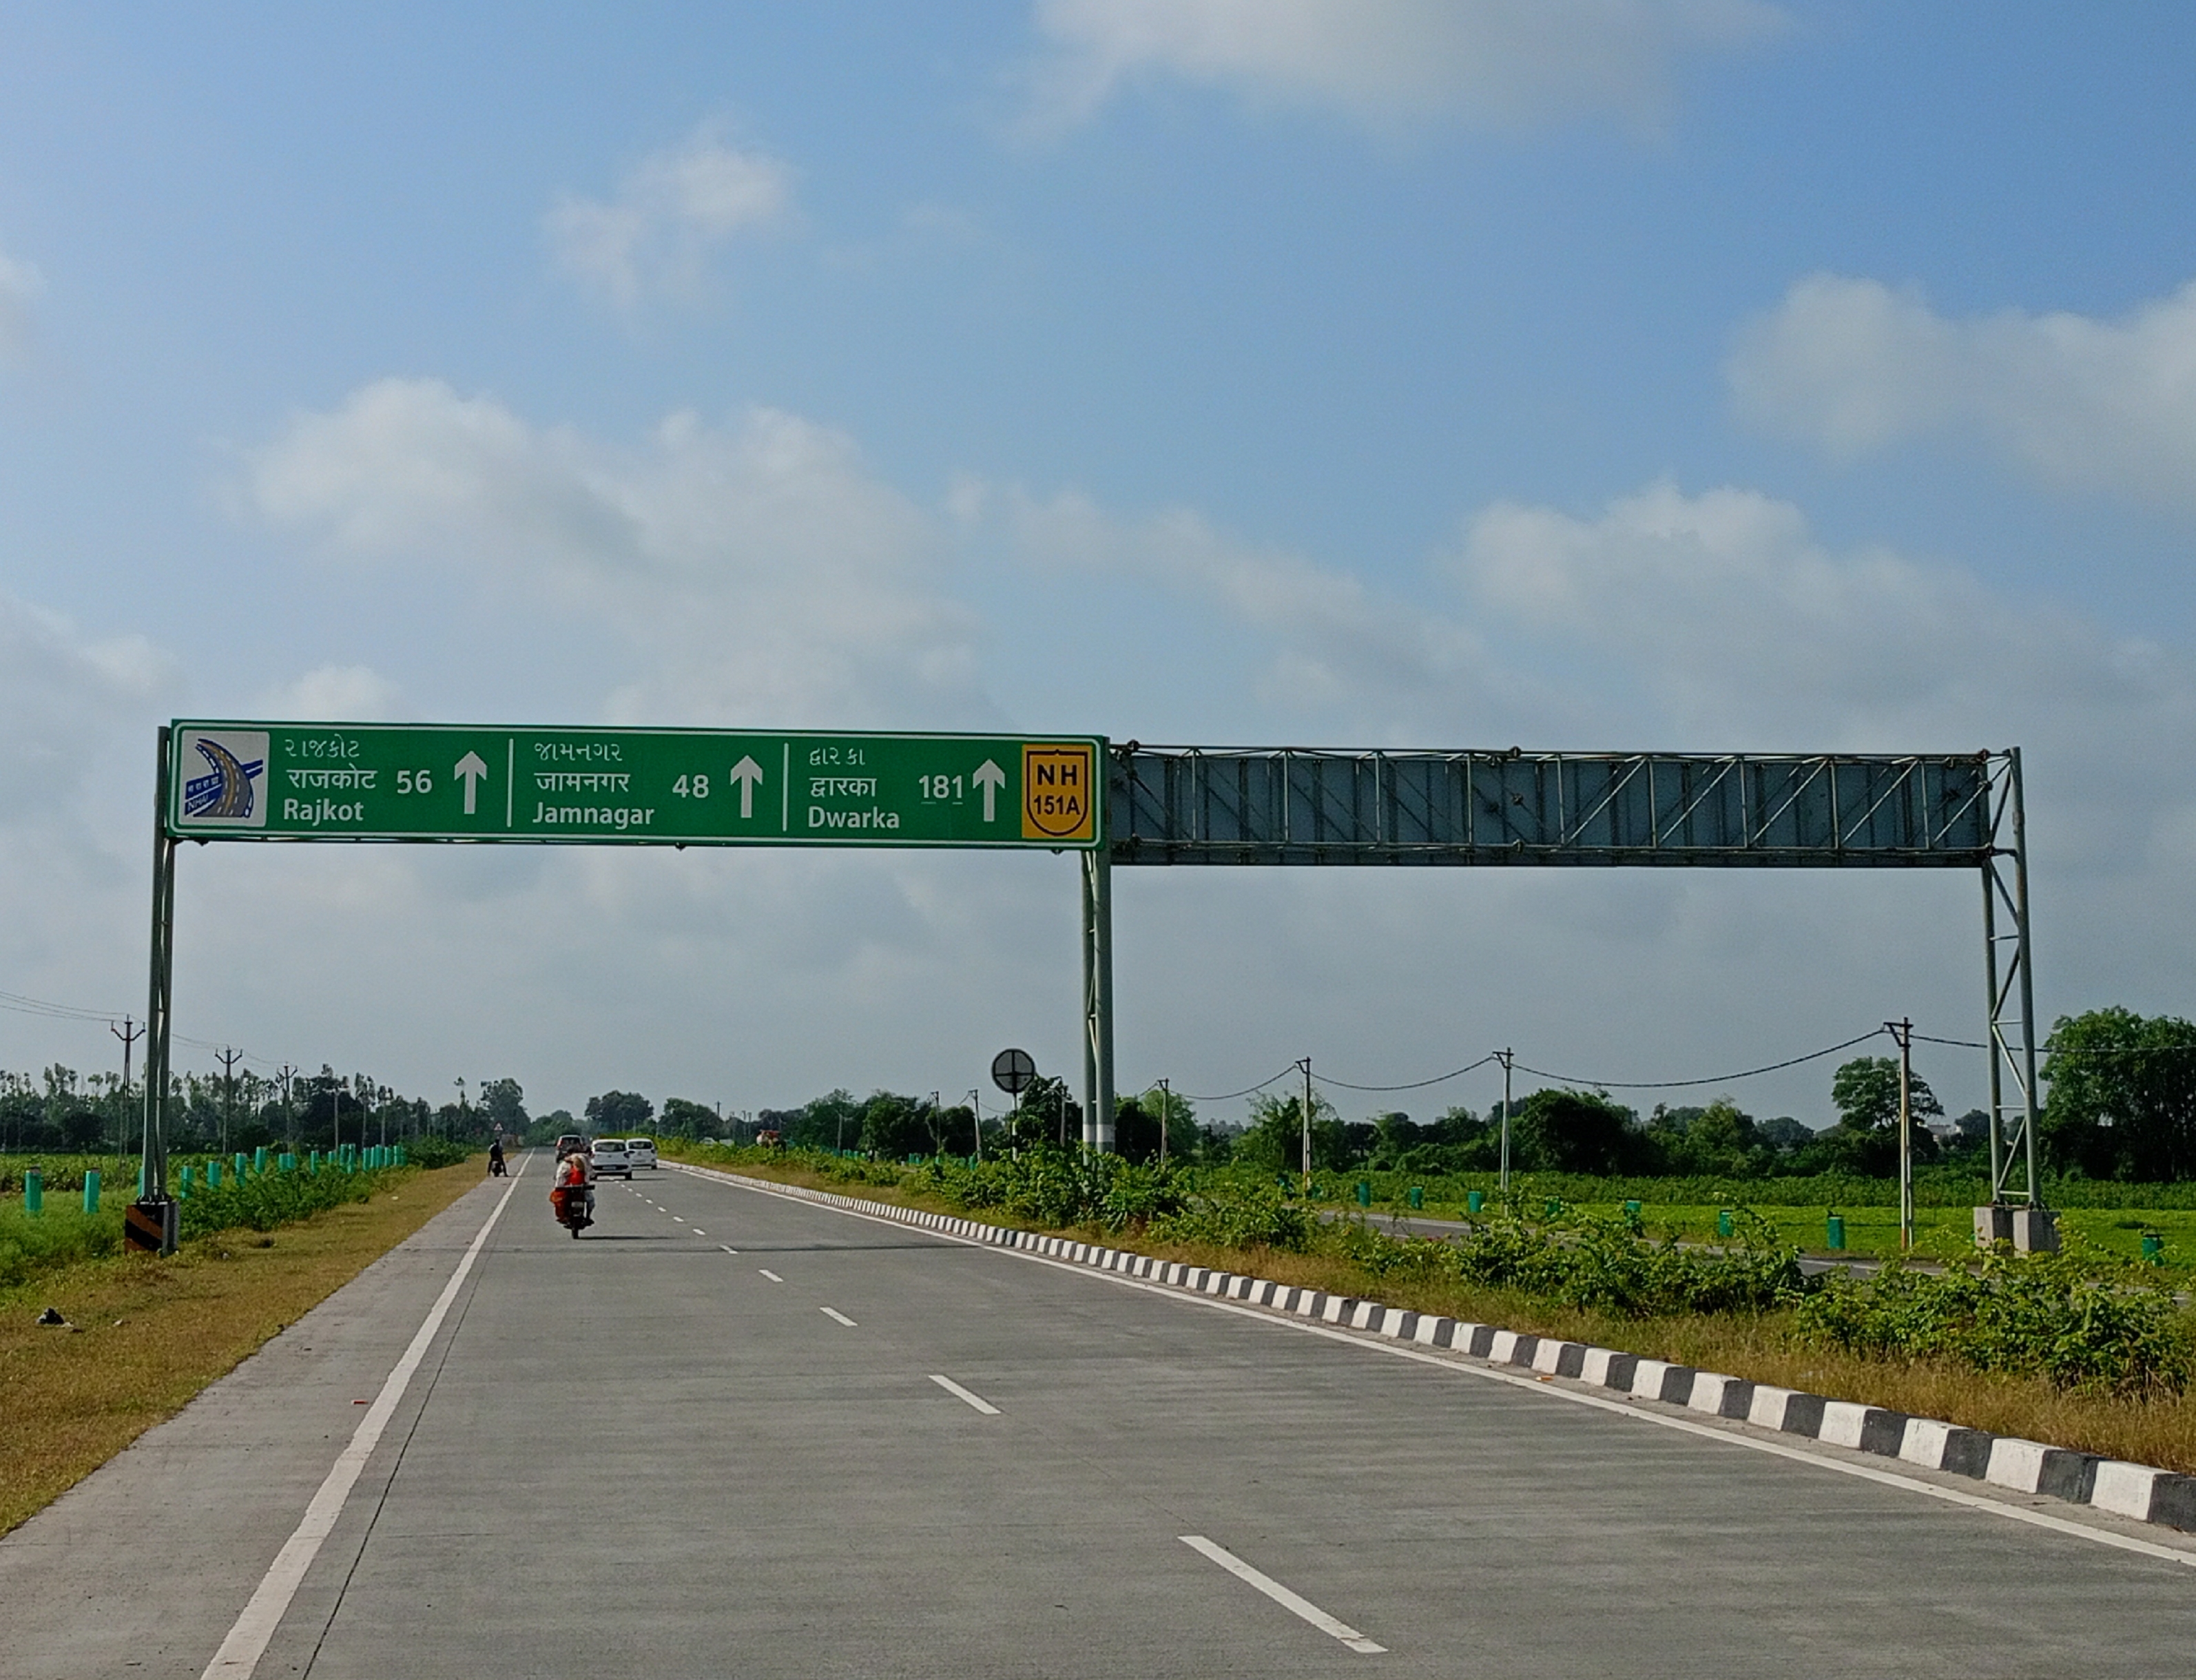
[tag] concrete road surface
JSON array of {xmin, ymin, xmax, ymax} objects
[{"xmin": 4, "ymin": 1155, "xmax": 2193, "ymax": 1679}]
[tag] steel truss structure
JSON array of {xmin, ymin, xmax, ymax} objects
[{"xmin": 1088, "ymin": 746, "xmax": 2040, "ymax": 1203}]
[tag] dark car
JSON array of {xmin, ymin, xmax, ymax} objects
[{"xmin": 555, "ymin": 1133, "xmax": 584, "ymax": 1160}]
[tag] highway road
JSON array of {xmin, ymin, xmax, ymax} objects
[{"xmin": 4, "ymin": 1156, "xmax": 2193, "ymax": 1678}]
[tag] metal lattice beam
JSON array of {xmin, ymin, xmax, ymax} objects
[{"xmin": 1108, "ymin": 747, "xmax": 1995, "ymax": 867}]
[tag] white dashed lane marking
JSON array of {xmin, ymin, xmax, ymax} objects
[
  {"xmin": 928, "ymin": 1374, "xmax": 1000, "ymax": 1415},
  {"xmin": 1178, "ymin": 1535, "xmax": 1385, "ymax": 1655},
  {"xmin": 820, "ymin": 1307, "xmax": 857, "ymax": 1327},
  {"xmin": 758, "ymin": 1269, "xmax": 783, "ymax": 1283}
]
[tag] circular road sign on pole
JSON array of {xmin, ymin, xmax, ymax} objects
[{"xmin": 991, "ymin": 1048, "xmax": 1037, "ymax": 1097}]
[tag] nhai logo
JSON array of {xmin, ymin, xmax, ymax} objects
[{"xmin": 179, "ymin": 730, "xmax": 269, "ymax": 827}]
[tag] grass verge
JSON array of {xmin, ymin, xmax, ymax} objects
[
  {"xmin": 0, "ymin": 1161, "xmax": 484, "ymax": 1537},
  {"xmin": 681, "ymin": 1147, "xmax": 2196, "ymax": 1476}
]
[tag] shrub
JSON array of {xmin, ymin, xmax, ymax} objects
[
  {"xmin": 0, "ymin": 1206, "xmax": 121, "ymax": 1288},
  {"xmin": 1797, "ymin": 1239, "xmax": 2196, "ymax": 1396},
  {"xmin": 178, "ymin": 1162, "xmax": 395, "ymax": 1238},
  {"xmin": 1155, "ymin": 1187, "xmax": 1314, "ymax": 1252}
]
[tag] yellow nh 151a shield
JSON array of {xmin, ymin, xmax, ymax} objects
[{"xmin": 1021, "ymin": 743, "xmax": 1097, "ymax": 842}]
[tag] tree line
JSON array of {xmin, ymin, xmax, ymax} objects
[
  {"xmin": 585, "ymin": 1006, "xmax": 2196, "ymax": 1185},
  {"xmin": 0, "ymin": 1064, "xmax": 530, "ymax": 1156}
]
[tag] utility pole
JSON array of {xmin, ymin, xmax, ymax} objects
[
  {"xmin": 1298, "ymin": 1058, "xmax": 1314, "ymax": 1191},
  {"xmin": 1157, "ymin": 1077, "xmax": 1170, "ymax": 1167},
  {"xmin": 217, "ymin": 1046, "xmax": 242, "ymax": 1155},
  {"xmin": 111, "ymin": 1015, "xmax": 143, "ymax": 1161},
  {"xmin": 968, "ymin": 1089, "xmax": 983, "ymax": 1163},
  {"xmin": 1497, "ymin": 1048, "xmax": 1514, "ymax": 1192},
  {"xmin": 1888, "ymin": 1018, "xmax": 1915, "ymax": 1250},
  {"xmin": 278, "ymin": 1064, "xmax": 296, "ymax": 1152}
]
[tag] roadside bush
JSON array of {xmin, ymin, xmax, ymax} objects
[
  {"xmin": 1154, "ymin": 1186, "xmax": 1314, "ymax": 1252},
  {"xmin": 1282, "ymin": 1195, "xmax": 1807, "ymax": 1318},
  {"xmin": 178, "ymin": 1163, "xmax": 396, "ymax": 1238},
  {"xmin": 935, "ymin": 1148, "xmax": 1185, "ymax": 1233},
  {"xmin": 0, "ymin": 1206, "xmax": 121, "ymax": 1288},
  {"xmin": 1797, "ymin": 1241, "xmax": 2196, "ymax": 1396},
  {"xmin": 405, "ymin": 1137, "xmax": 476, "ymax": 1170}
]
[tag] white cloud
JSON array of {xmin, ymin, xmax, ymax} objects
[
  {"xmin": 1026, "ymin": 0, "xmax": 1787, "ymax": 134},
  {"xmin": 1728, "ymin": 273, "xmax": 2196, "ymax": 515},
  {"xmin": 258, "ymin": 665, "xmax": 404, "ymax": 720},
  {"xmin": 247, "ymin": 379, "xmax": 984, "ymax": 728},
  {"xmin": 1450, "ymin": 480, "xmax": 2196, "ymax": 874},
  {"xmin": 1001, "ymin": 484, "xmax": 1491, "ymax": 720},
  {"xmin": 547, "ymin": 125, "xmax": 794, "ymax": 307},
  {"xmin": 0, "ymin": 246, "xmax": 43, "ymax": 362},
  {"xmin": 0, "ymin": 594, "xmax": 167, "ymax": 809}
]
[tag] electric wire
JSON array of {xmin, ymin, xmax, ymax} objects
[
  {"xmin": 1509, "ymin": 1028, "xmax": 1889, "ymax": 1090},
  {"xmin": 1312, "ymin": 1053, "xmax": 1499, "ymax": 1092},
  {"xmin": 0, "ymin": 988, "xmax": 124, "ymax": 1024},
  {"xmin": 1159, "ymin": 1067, "xmax": 1298, "ymax": 1103},
  {"xmin": 1914, "ymin": 1031, "xmax": 2196, "ymax": 1058}
]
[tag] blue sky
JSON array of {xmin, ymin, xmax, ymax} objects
[{"xmin": 2, "ymin": 3, "xmax": 2193, "ymax": 1127}]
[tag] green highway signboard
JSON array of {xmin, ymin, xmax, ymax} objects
[{"xmin": 167, "ymin": 723, "xmax": 1104, "ymax": 849}]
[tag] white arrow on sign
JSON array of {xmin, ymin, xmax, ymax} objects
[
  {"xmin": 454, "ymin": 751, "xmax": 488, "ymax": 816},
  {"xmin": 729, "ymin": 756, "xmax": 765, "ymax": 820},
  {"xmin": 973, "ymin": 759, "xmax": 1006, "ymax": 823}
]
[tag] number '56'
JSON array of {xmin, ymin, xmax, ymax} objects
[{"xmin": 396, "ymin": 769, "xmax": 434, "ymax": 794}]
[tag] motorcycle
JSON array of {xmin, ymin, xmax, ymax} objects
[{"xmin": 551, "ymin": 1181, "xmax": 593, "ymax": 1238}]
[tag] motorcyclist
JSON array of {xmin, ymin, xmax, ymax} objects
[
  {"xmin": 488, "ymin": 1137, "xmax": 506, "ymax": 1177},
  {"xmin": 554, "ymin": 1142, "xmax": 594, "ymax": 1225}
]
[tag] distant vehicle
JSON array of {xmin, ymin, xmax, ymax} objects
[
  {"xmin": 589, "ymin": 1137, "xmax": 634, "ymax": 1179},
  {"xmin": 626, "ymin": 1138, "xmax": 659, "ymax": 1170},
  {"xmin": 555, "ymin": 1134, "xmax": 585, "ymax": 1161}
]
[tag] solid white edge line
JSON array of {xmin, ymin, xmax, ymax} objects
[
  {"xmin": 1179, "ymin": 1534, "xmax": 1385, "ymax": 1654},
  {"xmin": 820, "ymin": 1306, "xmax": 857, "ymax": 1326},
  {"xmin": 670, "ymin": 1161, "xmax": 2196, "ymax": 1570},
  {"xmin": 929, "ymin": 1373, "xmax": 1002, "ymax": 1415},
  {"xmin": 200, "ymin": 1160, "xmax": 527, "ymax": 1678}
]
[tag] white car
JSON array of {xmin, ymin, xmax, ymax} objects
[
  {"xmin": 588, "ymin": 1137, "xmax": 634, "ymax": 1179},
  {"xmin": 626, "ymin": 1138, "xmax": 659, "ymax": 1170}
]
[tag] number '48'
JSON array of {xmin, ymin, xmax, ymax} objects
[{"xmin": 673, "ymin": 774, "xmax": 709, "ymax": 798}]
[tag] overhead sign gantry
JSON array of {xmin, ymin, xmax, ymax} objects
[{"xmin": 136, "ymin": 725, "xmax": 2042, "ymax": 1254}]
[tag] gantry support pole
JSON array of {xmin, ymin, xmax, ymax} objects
[
  {"xmin": 1983, "ymin": 749, "xmax": 2042, "ymax": 1207},
  {"xmin": 141, "ymin": 726, "xmax": 178, "ymax": 1252},
  {"xmin": 2011, "ymin": 748, "xmax": 2043, "ymax": 1206},
  {"xmin": 1080, "ymin": 844, "xmax": 1115, "ymax": 1152}
]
